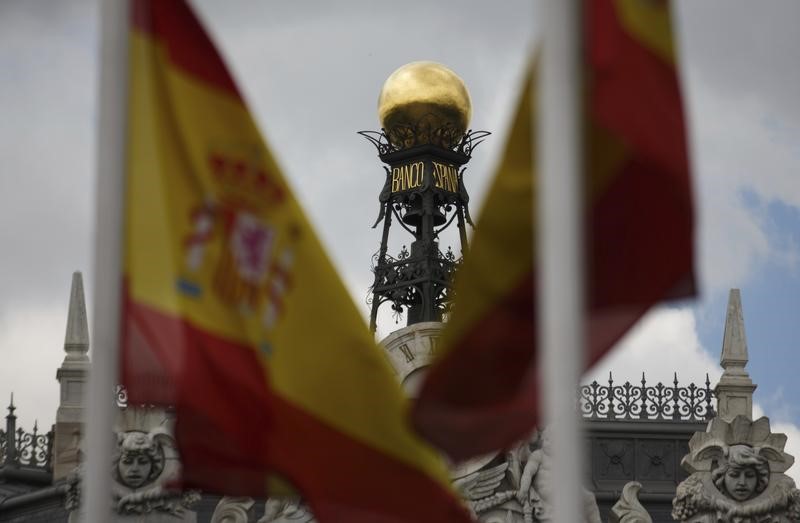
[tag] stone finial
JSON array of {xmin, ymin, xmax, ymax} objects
[
  {"xmin": 54, "ymin": 271, "xmax": 91, "ymax": 481},
  {"xmin": 720, "ymin": 289, "xmax": 748, "ymax": 373},
  {"xmin": 714, "ymin": 289, "xmax": 756, "ymax": 421},
  {"xmin": 63, "ymin": 271, "xmax": 89, "ymax": 361}
]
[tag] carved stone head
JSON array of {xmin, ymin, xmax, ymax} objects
[
  {"xmin": 681, "ymin": 416, "xmax": 794, "ymax": 476},
  {"xmin": 711, "ymin": 444, "xmax": 769, "ymax": 501},
  {"xmin": 673, "ymin": 416, "xmax": 800, "ymax": 522},
  {"xmin": 113, "ymin": 430, "xmax": 165, "ymax": 489}
]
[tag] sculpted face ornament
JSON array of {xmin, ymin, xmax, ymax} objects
[
  {"xmin": 113, "ymin": 431, "xmax": 165, "ymax": 490},
  {"xmin": 724, "ymin": 467, "xmax": 757, "ymax": 501},
  {"xmin": 712, "ymin": 445, "xmax": 769, "ymax": 502},
  {"xmin": 103, "ymin": 423, "xmax": 200, "ymax": 518},
  {"xmin": 119, "ymin": 452, "xmax": 154, "ymax": 489},
  {"xmin": 672, "ymin": 416, "xmax": 800, "ymax": 522}
]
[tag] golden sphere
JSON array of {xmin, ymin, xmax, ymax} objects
[{"xmin": 378, "ymin": 62, "xmax": 472, "ymax": 142}]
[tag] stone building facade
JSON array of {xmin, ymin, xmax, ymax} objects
[{"xmin": 0, "ymin": 276, "xmax": 794, "ymax": 522}]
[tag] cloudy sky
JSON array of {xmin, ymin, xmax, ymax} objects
[{"xmin": 1, "ymin": 0, "xmax": 798, "ymax": 479}]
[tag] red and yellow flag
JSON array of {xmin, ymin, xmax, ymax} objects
[
  {"xmin": 412, "ymin": 0, "xmax": 695, "ymax": 460},
  {"xmin": 121, "ymin": 2, "xmax": 471, "ymax": 521}
]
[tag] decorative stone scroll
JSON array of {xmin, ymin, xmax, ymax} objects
[
  {"xmin": 449, "ymin": 428, "xmax": 601, "ymax": 523},
  {"xmin": 259, "ymin": 499, "xmax": 314, "ymax": 522},
  {"xmin": 209, "ymin": 497, "xmax": 255, "ymax": 523},
  {"xmin": 210, "ymin": 497, "xmax": 313, "ymax": 523},
  {"xmin": 609, "ymin": 482, "xmax": 653, "ymax": 523}
]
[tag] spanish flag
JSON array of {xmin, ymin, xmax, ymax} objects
[
  {"xmin": 121, "ymin": 2, "xmax": 471, "ymax": 521},
  {"xmin": 412, "ymin": 0, "xmax": 695, "ymax": 460}
]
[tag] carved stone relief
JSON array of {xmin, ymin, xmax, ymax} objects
[
  {"xmin": 259, "ymin": 499, "xmax": 314, "ymax": 522},
  {"xmin": 112, "ymin": 410, "xmax": 201, "ymax": 520},
  {"xmin": 672, "ymin": 415, "xmax": 800, "ymax": 522},
  {"xmin": 65, "ymin": 407, "xmax": 200, "ymax": 521},
  {"xmin": 378, "ymin": 324, "xmax": 602, "ymax": 522},
  {"xmin": 598, "ymin": 439, "xmax": 635, "ymax": 480},
  {"xmin": 638, "ymin": 440, "xmax": 674, "ymax": 481},
  {"xmin": 208, "ymin": 427, "xmax": 603, "ymax": 523},
  {"xmin": 209, "ymin": 497, "xmax": 254, "ymax": 523},
  {"xmin": 609, "ymin": 482, "xmax": 653, "ymax": 523}
]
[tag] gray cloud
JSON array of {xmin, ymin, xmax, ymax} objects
[
  {"xmin": 0, "ymin": 0, "xmax": 798, "ymax": 434},
  {"xmin": 0, "ymin": 0, "xmax": 96, "ymax": 308},
  {"xmin": 677, "ymin": 0, "xmax": 800, "ymax": 122}
]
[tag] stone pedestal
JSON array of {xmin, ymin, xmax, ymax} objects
[{"xmin": 714, "ymin": 374, "xmax": 756, "ymax": 423}]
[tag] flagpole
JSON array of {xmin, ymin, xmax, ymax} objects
[
  {"xmin": 84, "ymin": 0, "xmax": 129, "ymax": 520},
  {"xmin": 537, "ymin": 1, "xmax": 584, "ymax": 522}
]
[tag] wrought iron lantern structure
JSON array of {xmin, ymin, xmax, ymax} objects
[{"xmin": 360, "ymin": 123, "xmax": 488, "ymax": 331}]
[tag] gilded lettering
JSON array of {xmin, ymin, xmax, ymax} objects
[
  {"xmin": 391, "ymin": 162, "xmax": 425, "ymax": 192},
  {"xmin": 433, "ymin": 162, "xmax": 443, "ymax": 189},
  {"xmin": 402, "ymin": 165, "xmax": 411, "ymax": 189},
  {"xmin": 432, "ymin": 162, "xmax": 457, "ymax": 192},
  {"xmin": 447, "ymin": 168, "xmax": 458, "ymax": 192}
]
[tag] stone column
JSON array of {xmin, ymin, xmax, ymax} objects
[
  {"xmin": 53, "ymin": 272, "xmax": 90, "ymax": 480},
  {"xmin": 714, "ymin": 289, "xmax": 757, "ymax": 422}
]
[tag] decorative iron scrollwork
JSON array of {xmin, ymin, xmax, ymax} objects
[
  {"xmin": 362, "ymin": 120, "xmax": 486, "ymax": 330},
  {"xmin": 0, "ymin": 420, "xmax": 52, "ymax": 469},
  {"xmin": 116, "ymin": 384, "xmax": 129, "ymax": 408},
  {"xmin": 580, "ymin": 372, "xmax": 715, "ymax": 422},
  {"xmin": 358, "ymin": 123, "xmax": 490, "ymax": 157},
  {"xmin": 369, "ymin": 244, "xmax": 461, "ymax": 323}
]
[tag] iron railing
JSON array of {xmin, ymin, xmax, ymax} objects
[
  {"xmin": 0, "ymin": 372, "xmax": 714, "ymax": 474},
  {"xmin": 0, "ymin": 396, "xmax": 52, "ymax": 469},
  {"xmin": 580, "ymin": 372, "xmax": 715, "ymax": 422}
]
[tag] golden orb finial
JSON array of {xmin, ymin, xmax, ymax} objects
[{"xmin": 378, "ymin": 62, "xmax": 472, "ymax": 148}]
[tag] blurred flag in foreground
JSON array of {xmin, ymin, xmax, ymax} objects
[
  {"xmin": 121, "ymin": 1, "xmax": 471, "ymax": 521},
  {"xmin": 412, "ymin": 0, "xmax": 695, "ymax": 460}
]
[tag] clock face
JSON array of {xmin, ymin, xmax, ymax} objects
[{"xmin": 380, "ymin": 322, "xmax": 443, "ymax": 392}]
